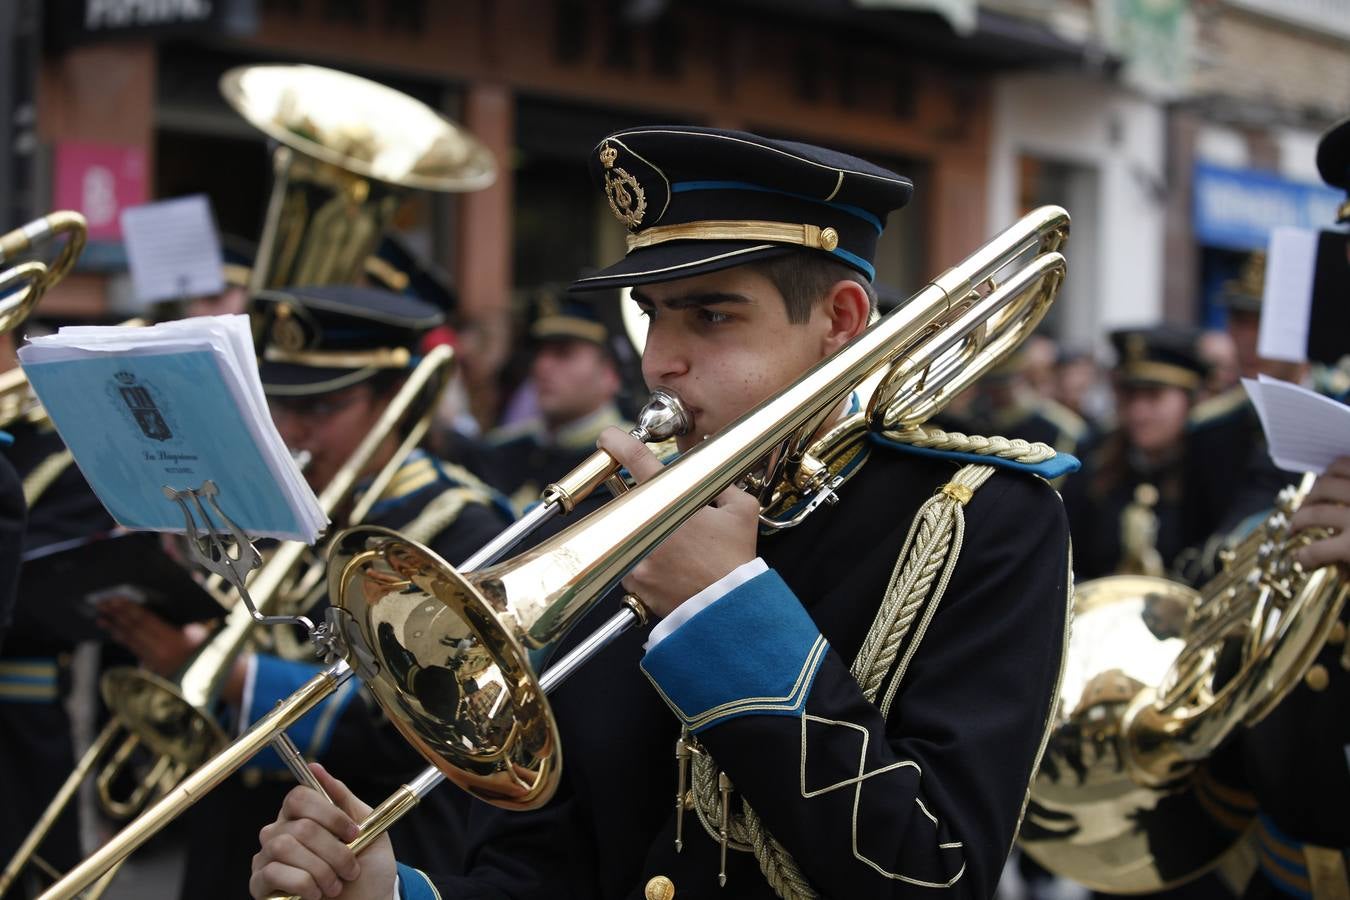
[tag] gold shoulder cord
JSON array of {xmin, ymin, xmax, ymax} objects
[
  {"xmin": 685, "ymin": 454, "xmax": 1004, "ymax": 899},
  {"xmin": 21, "ymin": 448, "xmax": 75, "ymax": 507}
]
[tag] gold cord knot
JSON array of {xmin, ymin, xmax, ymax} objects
[{"xmin": 941, "ymin": 482, "xmax": 974, "ymax": 505}]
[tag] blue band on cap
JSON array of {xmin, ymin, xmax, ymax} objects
[
  {"xmin": 671, "ymin": 181, "xmax": 885, "ymax": 233},
  {"xmin": 832, "ymin": 247, "xmax": 875, "ymax": 282}
]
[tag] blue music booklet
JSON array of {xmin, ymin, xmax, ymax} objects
[{"xmin": 18, "ymin": 315, "xmax": 326, "ymax": 542}]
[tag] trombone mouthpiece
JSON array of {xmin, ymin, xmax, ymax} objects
[{"xmin": 632, "ymin": 388, "xmax": 692, "ymax": 443}]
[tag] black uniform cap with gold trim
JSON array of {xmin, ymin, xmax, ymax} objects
[
  {"xmin": 252, "ymin": 284, "xmax": 443, "ymax": 396},
  {"xmin": 1220, "ymin": 252, "xmax": 1264, "ymax": 314},
  {"xmin": 1110, "ymin": 326, "xmax": 1205, "ymax": 392},
  {"xmin": 569, "ymin": 126, "xmax": 913, "ymax": 291},
  {"xmin": 1315, "ymin": 116, "xmax": 1350, "ymax": 223},
  {"xmin": 529, "ymin": 287, "xmax": 610, "ymax": 347}
]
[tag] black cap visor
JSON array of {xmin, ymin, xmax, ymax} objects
[
  {"xmin": 570, "ymin": 241, "xmax": 803, "ymax": 292},
  {"xmin": 260, "ymin": 361, "xmax": 384, "ymax": 397}
]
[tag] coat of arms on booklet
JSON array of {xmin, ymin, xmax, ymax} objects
[{"xmin": 18, "ymin": 314, "xmax": 326, "ymax": 543}]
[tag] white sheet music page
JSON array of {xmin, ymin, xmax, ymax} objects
[
  {"xmin": 1258, "ymin": 227, "xmax": 1318, "ymax": 364},
  {"xmin": 120, "ymin": 195, "xmax": 225, "ymax": 306},
  {"xmin": 1242, "ymin": 376, "xmax": 1350, "ymax": 475}
]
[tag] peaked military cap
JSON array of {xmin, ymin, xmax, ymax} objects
[
  {"xmin": 1315, "ymin": 116, "xmax": 1350, "ymax": 223},
  {"xmin": 221, "ymin": 234, "xmax": 256, "ymax": 289},
  {"xmin": 569, "ymin": 126, "xmax": 913, "ymax": 291},
  {"xmin": 366, "ymin": 234, "xmax": 458, "ymax": 315},
  {"xmin": 252, "ymin": 284, "xmax": 443, "ymax": 396},
  {"xmin": 529, "ymin": 286, "xmax": 609, "ymax": 347},
  {"xmin": 1110, "ymin": 326, "xmax": 1205, "ymax": 391}
]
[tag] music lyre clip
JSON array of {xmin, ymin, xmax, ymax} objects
[{"xmin": 162, "ymin": 479, "xmax": 314, "ymax": 632}]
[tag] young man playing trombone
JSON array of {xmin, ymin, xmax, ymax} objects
[{"xmin": 249, "ymin": 127, "xmax": 1075, "ymax": 900}]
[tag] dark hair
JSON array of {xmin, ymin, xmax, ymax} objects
[{"xmin": 745, "ymin": 251, "xmax": 878, "ymax": 324}]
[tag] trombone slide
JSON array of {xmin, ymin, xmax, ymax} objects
[
  {"xmin": 37, "ymin": 662, "xmax": 353, "ymax": 900},
  {"xmin": 0, "ymin": 722, "xmax": 120, "ymax": 896}
]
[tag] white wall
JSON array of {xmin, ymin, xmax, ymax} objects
[
  {"xmin": 988, "ymin": 72, "xmax": 1168, "ymax": 351},
  {"xmin": 1196, "ymin": 120, "xmax": 1326, "ymax": 182}
]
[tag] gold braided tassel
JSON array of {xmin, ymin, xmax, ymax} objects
[
  {"xmin": 882, "ymin": 424, "xmax": 1056, "ymax": 465},
  {"xmin": 685, "ymin": 464, "xmax": 994, "ymax": 898}
]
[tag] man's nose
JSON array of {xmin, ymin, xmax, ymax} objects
[{"xmin": 641, "ymin": 325, "xmax": 689, "ymax": 385}]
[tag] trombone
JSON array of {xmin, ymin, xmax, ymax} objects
[
  {"xmin": 0, "ymin": 211, "xmax": 86, "ymax": 333},
  {"xmin": 39, "ymin": 205, "xmax": 1069, "ymax": 900},
  {"xmin": 2, "ymin": 343, "xmax": 453, "ymax": 899}
]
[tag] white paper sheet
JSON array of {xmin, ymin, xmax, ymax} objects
[
  {"xmin": 119, "ymin": 196, "xmax": 225, "ymax": 305},
  {"xmin": 1258, "ymin": 227, "xmax": 1319, "ymax": 364},
  {"xmin": 1242, "ymin": 375, "xmax": 1350, "ymax": 475}
]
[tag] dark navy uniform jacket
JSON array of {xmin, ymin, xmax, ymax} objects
[
  {"xmin": 1061, "ymin": 429, "xmax": 1200, "ymax": 581},
  {"xmin": 397, "ymin": 440, "xmax": 1072, "ymax": 899},
  {"xmin": 0, "ymin": 424, "xmax": 110, "ymax": 887}
]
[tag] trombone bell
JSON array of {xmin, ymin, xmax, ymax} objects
[
  {"xmin": 327, "ymin": 528, "xmax": 561, "ymax": 811},
  {"xmin": 99, "ymin": 668, "xmax": 226, "ymax": 767}
]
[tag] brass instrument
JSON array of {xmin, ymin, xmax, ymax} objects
[
  {"xmin": 11, "ymin": 62, "xmax": 498, "ymax": 899},
  {"xmin": 1020, "ymin": 474, "xmax": 1348, "ymax": 891},
  {"xmin": 0, "ymin": 212, "xmax": 88, "ymax": 429},
  {"xmin": 220, "ymin": 64, "xmax": 495, "ymax": 292},
  {"xmin": 0, "ymin": 211, "xmax": 86, "ymax": 332},
  {"xmin": 317, "ymin": 206, "xmax": 1067, "ymax": 812},
  {"xmin": 37, "ymin": 205, "xmax": 1068, "ymax": 899},
  {"xmin": 1117, "ymin": 483, "xmax": 1165, "ymax": 577},
  {"xmin": 3, "ymin": 346, "xmax": 455, "ymax": 900}
]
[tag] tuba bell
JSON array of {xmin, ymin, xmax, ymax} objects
[
  {"xmin": 1019, "ymin": 474, "xmax": 1348, "ymax": 892},
  {"xmin": 220, "ymin": 63, "xmax": 495, "ymax": 293}
]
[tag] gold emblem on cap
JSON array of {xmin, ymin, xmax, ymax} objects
[
  {"xmin": 599, "ymin": 141, "xmax": 647, "ymax": 229},
  {"xmin": 272, "ymin": 303, "xmax": 308, "ymax": 353},
  {"xmin": 1125, "ymin": 333, "xmax": 1147, "ymax": 364},
  {"xmin": 819, "ymin": 227, "xmax": 839, "ymax": 251}
]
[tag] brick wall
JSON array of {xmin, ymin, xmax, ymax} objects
[{"xmin": 1191, "ymin": 5, "xmax": 1350, "ymax": 124}]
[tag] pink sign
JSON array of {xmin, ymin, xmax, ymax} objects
[{"xmin": 53, "ymin": 142, "xmax": 148, "ymax": 241}]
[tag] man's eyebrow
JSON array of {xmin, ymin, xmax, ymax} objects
[{"xmin": 629, "ymin": 289, "xmax": 752, "ymax": 310}]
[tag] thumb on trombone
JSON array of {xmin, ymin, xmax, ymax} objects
[{"xmin": 251, "ymin": 763, "xmax": 395, "ymax": 900}]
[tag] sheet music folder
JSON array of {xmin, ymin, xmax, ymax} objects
[{"xmin": 17, "ymin": 315, "xmax": 326, "ymax": 543}]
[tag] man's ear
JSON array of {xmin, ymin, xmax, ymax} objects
[{"xmin": 819, "ymin": 280, "xmax": 871, "ymax": 354}]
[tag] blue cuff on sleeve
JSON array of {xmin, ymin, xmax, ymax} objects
[
  {"xmin": 640, "ymin": 569, "xmax": 828, "ymax": 734},
  {"xmin": 396, "ymin": 863, "xmax": 441, "ymax": 900},
  {"xmin": 243, "ymin": 655, "xmax": 359, "ymax": 774}
]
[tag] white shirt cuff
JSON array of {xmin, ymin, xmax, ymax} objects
[
  {"xmin": 644, "ymin": 557, "xmax": 768, "ymax": 650},
  {"xmin": 237, "ymin": 653, "xmax": 258, "ymax": 736},
  {"xmin": 392, "ymin": 874, "xmax": 400, "ymax": 900}
]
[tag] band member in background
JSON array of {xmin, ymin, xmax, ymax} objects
[
  {"xmin": 1062, "ymin": 326, "xmax": 1210, "ymax": 579},
  {"xmin": 0, "ymin": 411, "xmax": 114, "ymax": 897},
  {"xmin": 99, "ymin": 285, "xmax": 511, "ymax": 900},
  {"xmin": 467, "ymin": 288, "xmax": 630, "ymax": 512},
  {"xmin": 250, "ymin": 126, "xmax": 1075, "ymax": 900}
]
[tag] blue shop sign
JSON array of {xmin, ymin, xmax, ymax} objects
[{"xmin": 1193, "ymin": 162, "xmax": 1342, "ymax": 251}]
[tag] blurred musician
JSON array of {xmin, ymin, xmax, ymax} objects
[
  {"xmin": 1063, "ymin": 326, "xmax": 1210, "ymax": 579},
  {"xmin": 467, "ymin": 288, "xmax": 629, "ymax": 512},
  {"xmin": 98, "ymin": 285, "xmax": 511, "ymax": 900}
]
